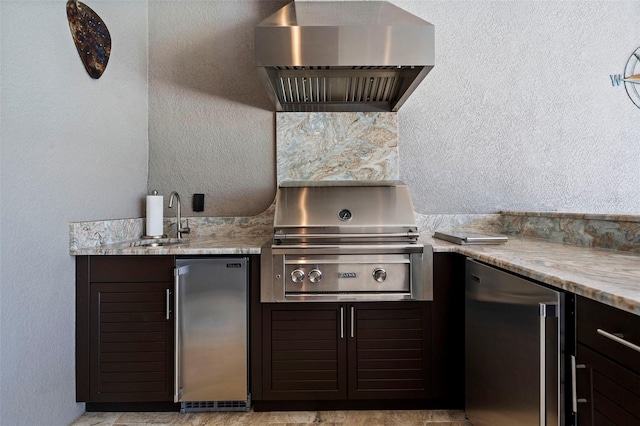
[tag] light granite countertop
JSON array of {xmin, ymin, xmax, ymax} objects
[
  {"xmin": 72, "ymin": 231, "xmax": 640, "ymax": 316},
  {"xmin": 423, "ymin": 235, "xmax": 640, "ymax": 316},
  {"xmin": 71, "ymin": 234, "xmax": 270, "ymax": 256}
]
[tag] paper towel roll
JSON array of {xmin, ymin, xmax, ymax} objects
[{"xmin": 145, "ymin": 194, "xmax": 164, "ymax": 237}]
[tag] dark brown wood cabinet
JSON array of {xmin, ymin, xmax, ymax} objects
[
  {"xmin": 575, "ymin": 295, "xmax": 640, "ymax": 426},
  {"xmin": 348, "ymin": 302, "xmax": 432, "ymax": 400},
  {"xmin": 76, "ymin": 256, "xmax": 175, "ymax": 405},
  {"xmin": 260, "ymin": 301, "xmax": 432, "ymax": 402},
  {"xmin": 431, "ymin": 252, "xmax": 465, "ymax": 407},
  {"xmin": 262, "ymin": 303, "xmax": 347, "ymax": 400}
]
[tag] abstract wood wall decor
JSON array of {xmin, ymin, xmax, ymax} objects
[{"xmin": 66, "ymin": 0, "xmax": 111, "ymax": 79}]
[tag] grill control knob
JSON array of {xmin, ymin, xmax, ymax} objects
[
  {"xmin": 373, "ymin": 268, "xmax": 387, "ymax": 283},
  {"xmin": 291, "ymin": 269, "xmax": 305, "ymax": 283},
  {"xmin": 308, "ymin": 269, "xmax": 323, "ymax": 283}
]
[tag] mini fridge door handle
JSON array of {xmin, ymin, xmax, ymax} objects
[
  {"xmin": 539, "ymin": 303, "xmax": 558, "ymax": 426},
  {"xmin": 173, "ymin": 265, "xmax": 189, "ymax": 403}
]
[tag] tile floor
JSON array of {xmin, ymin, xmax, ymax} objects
[{"xmin": 71, "ymin": 409, "xmax": 471, "ymax": 425}]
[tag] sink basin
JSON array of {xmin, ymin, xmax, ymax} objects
[{"xmin": 134, "ymin": 238, "xmax": 187, "ymax": 248}]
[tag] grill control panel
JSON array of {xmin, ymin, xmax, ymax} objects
[
  {"xmin": 282, "ymin": 253, "xmax": 410, "ymax": 295},
  {"xmin": 261, "ymin": 243, "xmax": 432, "ymax": 302}
]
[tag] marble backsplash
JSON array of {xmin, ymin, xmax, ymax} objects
[
  {"xmin": 501, "ymin": 211, "xmax": 640, "ymax": 253},
  {"xmin": 69, "ymin": 218, "xmax": 144, "ymax": 251},
  {"xmin": 416, "ymin": 213, "xmax": 504, "ymax": 235},
  {"xmin": 70, "ymin": 210, "xmax": 639, "ymax": 253},
  {"xmin": 276, "ymin": 112, "xmax": 399, "ymax": 183},
  {"xmin": 69, "ymin": 208, "xmax": 275, "ymax": 253}
]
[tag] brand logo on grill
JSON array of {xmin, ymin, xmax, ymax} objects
[
  {"xmin": 338, "ymin": 272, "xmax": 357, "ymax": 278},
  {"xmin": 338, "ymin": 209, "xmax": 352, "ymax": 221},
  {"xmin": 226, "ymin": 263, "xmax": 242, "ymax": 268}
]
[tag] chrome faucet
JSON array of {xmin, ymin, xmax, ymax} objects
[{"xmin": 168, "ymin": 191, "xmax": 190, "ymax": 239}]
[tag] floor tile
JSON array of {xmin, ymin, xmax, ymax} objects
[
  {"xmin": 70, "ymin": 412, "xmax": 121, "ymax": 426},
  {"xmin": 72, "ymin": 409, "xmax": 469, "ymax": 426}
]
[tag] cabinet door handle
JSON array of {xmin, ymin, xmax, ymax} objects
[
  {"xmin": 350, "ymin": 306, "xmax": 355, "ymax": 338},
  {"xmin": 571, "ymin": 355, "xmax": 577, "ymax": 413},
  {"xmin": 340, "ymin": 307, "xmax": 344, "ymax": 339},
  {"xmin": 166, "ymin": 289, "xmax": 171, "ymax": 320},
  {"xmin": 597, "ymin": 328, "xmax": 640, "ymax": 353},
  {"xmin": 571, "ymin": 356, "xmax": 587, "ymax": 412}
]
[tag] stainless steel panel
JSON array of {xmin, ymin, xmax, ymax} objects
[
  {"xmin": 273, "ymin": 181, "xmax": 417, "ymax": 234},
  {"xmin": 465, "ymin": 259, "xmax": 563, "ymax": 426},
  {"xmin": 254, "ymin": 1, "xmax": 434, "ymax": 111},
  {"xmin": 433, "ymin": 230, "xmax": 508, "ymax": 245},
  {"xmin": 255, "ymin": 2, "xmax": 434, "ymax": 67},
  {"xmin": 175, "ymin": 258, "xmax": 248, "ymax": 402},
  {"xmin": 261, "ymin": 243, "xmax": 432, "ymax": 302},
  {"xmin": 412, "ymin": 245, "xmax": 433, "ymax": 301},
  {"xmin": 283, "ymin": 253, "xmax": 411, "ymax": 294}
]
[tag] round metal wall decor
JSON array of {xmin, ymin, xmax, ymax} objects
[{"xmin": 610, "ymin": 45, "xmax": 640, "ymax": 109}]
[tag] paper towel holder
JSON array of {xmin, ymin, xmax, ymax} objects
[{"xmin": 143, "ymin": 190, "xmax": 167, "ymax": 239}]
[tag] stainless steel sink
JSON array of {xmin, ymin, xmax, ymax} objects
[{"xmin": 134, "ymin": 238, "xmax": 188, "ymax": 248}]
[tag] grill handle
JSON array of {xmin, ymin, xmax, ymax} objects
[{"xmin": 274, "ymin": 232, "xmax": 419, "ymax": 240}]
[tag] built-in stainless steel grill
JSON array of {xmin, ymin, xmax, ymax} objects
[{"xmin": 261, "ymin": 181, "xmax": 433, "ymax": 302}]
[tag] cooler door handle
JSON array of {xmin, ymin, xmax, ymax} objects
[
  {"xmin": 173, "ymin": 265, "xmax": 189, "ymax": 403},
  {"xmin": 539, "ymin": 303, "xmax": 558, "ymax": 426}
]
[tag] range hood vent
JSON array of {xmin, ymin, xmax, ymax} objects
[{"xmin": 255, "ymin": 1, "xmax": 434, "ymax": 112}]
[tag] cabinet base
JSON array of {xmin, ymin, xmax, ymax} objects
[
  {"xmin": 86, "ymin": 402, "xmax": 180, "ymax": 412},
  {"xmin": 252, "ymin": 399, "xmax": 458, "ymax": 412}
]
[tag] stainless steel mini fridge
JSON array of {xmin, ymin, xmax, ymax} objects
[
  {"xmin": 174, "ymin": 257, "xmax": 249, "ymax": 412},
  {"xmin": 465, "ymin": 258, "xmax": 565, "ymax": 426}
]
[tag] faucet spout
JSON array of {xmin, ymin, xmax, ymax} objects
[{"xmin": 168, "ymin": 191, "xmax": 190, "ymax": 239}]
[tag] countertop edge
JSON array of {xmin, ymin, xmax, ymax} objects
[
  {"xmin": 427, "ymin": 236, "xmax": 640, "ymax": 316},
  {"xmin": 70, "ymin": 233, "xmax": 640, "ymax": 317}
]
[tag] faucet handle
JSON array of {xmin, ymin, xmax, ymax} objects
[{"xmin": 179, "ymin": 218, "xmax": 191, "ymax": 234}]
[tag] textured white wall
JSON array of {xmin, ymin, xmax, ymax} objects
[
  {"xmin": 0, "ymin": 2, "xmax": 149, "ymax": 425},
  {"xmin": 397, "ymin": 0, "xmax": 640, "ymax": 214},
  {"xmin": 149, "ymin": 0, "xmax": 640, "ymax": 216},
  {"xmin": 148, "ymin": 0, "xmax": 289, "ymax": 217}
]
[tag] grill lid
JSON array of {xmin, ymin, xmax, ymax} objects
[
  {"xmin": 273, "ymin": 181, "xmax": 418, "ymax": 241},
  {"xmin": 255, "ymin": 1, "xmax": 435, "ymax": 112}
]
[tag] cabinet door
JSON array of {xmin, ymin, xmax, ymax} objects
[
  {"xmin": 89, "ymin": 282, "xmax": 174, "ymax": 402},
  {"xmin": 576, "ymin": 296, "xmax": 640, "ymax": 426},
  {"xmin": 576, "ymin": 344, "xmax": 640, "ymax": 426},
  {"xmin": 262, "ymin": 303, "xmax": 347, "ymax": 400},
  {"xmin": 348, "ymin": 302, "xmax": 432, "ymax": 399}
]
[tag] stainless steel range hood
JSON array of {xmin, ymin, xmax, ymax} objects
[{"xmin": 255, "ymin": 1, "xmax": 434, "ymax": 112}]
